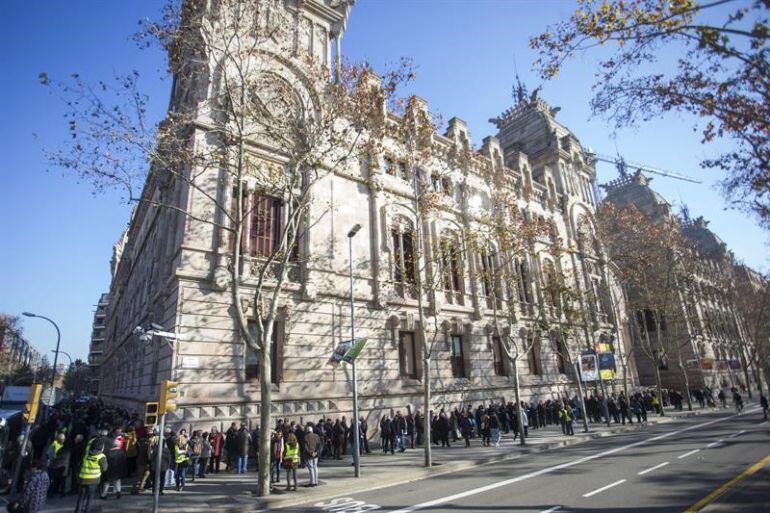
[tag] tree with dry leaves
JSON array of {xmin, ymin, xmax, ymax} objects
[
  {"xmin": 596, "ymin": 202, "xmax": 696, "ymax": 415},
  {"xmin": 41, "ymin": 0, "xmax": 414, "ymax": 496},
  {"xmin": 532, "ymin": 0, "xmax": 770, "ymax": 228}
]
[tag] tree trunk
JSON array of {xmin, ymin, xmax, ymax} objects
[
  {"xmin": 256, "ymin": 330, "xmax": 272, "ymax": 497},
  {"xmin": 654, "ymin": 364, "xmax": 666, "ymax": 417},
  {"xmin": 512, "ymin": 357, "xmax": 526, "ymax": 446},
  {"xmin": 679, "ymin": 362, "xmax": 693, "ymax": 411},
  {"xmin": 573, "ymin": 361, "xmax": 589, "ymax": 432},
  {"xmin": 422, "ymin": 355, "xmax": 432, "ymax": 467}
]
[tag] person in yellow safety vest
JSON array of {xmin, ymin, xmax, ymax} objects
[
  {"xmin": 559, "ymin": 405, "xmax": 575, "ymax": 436},
  {"xmin": 74, "ymin": 442, "xmax": 108, "ymax": 513},
  {"xmin": 174, "ymin": 438, "xmax": 190, "ymax": 491},
  {"xmin": 47, "ymin": 433, "xmax": 69, "ymax": 498},
  {"xmin": 283, "ymin": 433, "xmax": 300, "ymax": 491}
]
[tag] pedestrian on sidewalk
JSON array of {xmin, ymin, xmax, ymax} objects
[
  {"xmin": 199, "ymin": 432, "xmax": 211, "ymax": 478},
  {"xmin": 284, "ymin": 433, "xmax": 299, "ymax": 492},
  {"xmin": 270, "ymin": 430, "xmax": 284, "ymax": 484},
  {"xmin": 460, "ymin": 413, "xmax": 473, "ymax": 447},
  {"xmin": 74, "ymin": 441, "xmax": 107, "ymax": 513},
  {"xmin": 380, "ymin": 415, "xmax": 393, "ymax": 455},
  {"xmin": 559, "ymin": 404, "xmax": 575, "ymax": 436},
  {"xmin": 100, "ymin": 439, "xmax": 126, "ymax": 499},
  {"xmin": 224, "ymin": 422, "xmax": 237, "ymax": 472},
  {"xmin": 395, "ymin": 411, "xmax": 407, "ymax": 452},
  {"xmin": 235, "ymin": 423, "xmax": 250, "ymax": 473},
  {"xmin": 188, "ymin": 431, "xmax": 203, "ymax": 481},
  {"xmin": 173, "ymin": 437, "xmax": 189, "ymax": 491},
  {"xmin": 8, "ymin": 459, "xmax": 49, "ymax": 513},
  {"xmin": 360, "ymin": 417, "xmax": 372, "ymax": 453},
  {"xmin": 209, "ymin": 427, "xmax": 223, "ymax": 473},
  {"xmin": 150, "ymin": 431, "xmax": 170, "ymax": 496},
  {"xmin": 303, "ymin": 425, "xmax": 321, "ymax": 487}
]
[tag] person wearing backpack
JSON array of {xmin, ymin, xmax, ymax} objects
[
  {"xmin": 188, "ymin": 431, "xmax": 203, "ymax": 482},
  {"xmin": 199, "ymin": 432, "xmax": 212, "ymax": 478}
]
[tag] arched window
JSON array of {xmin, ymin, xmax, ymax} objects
[{"xmin": 527, "ymin": 334, "xmax": 542, "ymax": 375}]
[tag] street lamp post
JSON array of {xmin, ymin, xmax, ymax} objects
[
  {"xmin": 348, "ymin": 223, "xmax": 362, "ymax": 478},
  {"xmin": 22, "ymin": 312, "xmax": 60, "ymax": 391}
]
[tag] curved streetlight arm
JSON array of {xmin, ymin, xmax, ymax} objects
[{"xmin": 22, "ymin": 312, "xmax": 61, "ymax": 391}]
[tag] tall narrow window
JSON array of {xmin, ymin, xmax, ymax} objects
[
  {"xmin": 555, "ymin": 338, "xmax": 566, "ymax": 374},
  {"xmin": 246, "ymin": 321, "xmax": 282, "ymax": 384},
  {"xmin": 527, "ymin": 337, "xmax": 542, "ymax": 375},
  {"xmin": 450, "ymin": 334, "xmax": 466, "ymax": 378},
  {"xmin": 492, "ymin": 336, "xmax": 507, "ymax": 376},
  {"xmin": 392, "ymin": 226, "xmax": 416, "ymax": 284},
  {"xmin": 399, "ymin": 331, "xmax": 417, "ymax": 378},
  {"xmin": 441, "ymin": 238, "xmax": 462, "ymax": 293},
  {"xmin": 251, "ymin": 192, "xmax": 282, "ymax": 258},
  {"xmin": 479, "ymin": 249, "xmax": 499, "ymax": 308}
]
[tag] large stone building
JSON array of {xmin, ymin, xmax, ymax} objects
[
  {"xmin": 603, "ymin": 171, "xmax": 755, "ymax": 392},
  {"xmin": 98, "ymin": 0, "xmax": 635, "ymax": 428},
  {"xmin": 87, "ymin": 292, "xmax": 109, "ymax": 394}
]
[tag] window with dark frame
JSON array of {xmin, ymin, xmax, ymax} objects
[
  {"xmin": 392, "ymin": 226, "xmax": 417, "ymax": 284},
  {"xmin": 245, "ymin": 321, "xmax": 282, "ymax": 384},
  {"xmin": 492, "ymin": 336, "xmax": 507, "ymax": 376},
  {"xmin": 441, "ymin": 238, "xmax": 462, "ymax": 294},
  {"xmin": 230, "ymin": 188, "xmax": 284, "ymax": 259},
  {"xmin": 527, "ymin": 337, "xmax": 542, "ymax": 375},
  {"xmin": 450, "ymin": 334, "xmax": 466, "ymax": 378},
  {"xmin": 399, "ymin": 331, "xmax": 417, "ymax": 378}
]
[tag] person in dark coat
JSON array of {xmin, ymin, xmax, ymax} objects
[
  {"xmin": 101, "ymin": 439, "xmax": 127, "ymax": 499},
  {"xmin": 149, "ymin": 433, "xmax": 170, "ymax": 496},
  {"xmin": 235, "ymin": 424, "xmax": 250, "ymax": 473},
  {"xmin": 9, "ymin": 459, "xmax": 49, "ymax": 513}
]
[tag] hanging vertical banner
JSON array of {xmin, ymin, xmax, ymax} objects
[
  {"xmin": 580, "ymin": 352, "xmax": 599, "ymax": 381},
  {"xmin": 598, "ymin": 352, "xmax": 616, "ymax": 379}
]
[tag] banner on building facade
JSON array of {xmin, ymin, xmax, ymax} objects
[
  {"xmin": 580, "ymin": 353, "xmax": 599, "ymax": 381},
  {"xmin": 728, "ymin": 360, "xmax": 741, "ymax": 370},
  {"xmin": 700, "ymin": 357, "xmax": 714, "ymax": 371},
  {"xmin": 328, "ymin": 338, "xmax": 367, "ymax": 367},
  {"xmin": 328, "ymin": 340, "xmax": 353, "ymax": 367},
  {"xmin": 598, "ymin": 352, "xmax": 616, "ymax": 379},
  {"xmin": 342, "ymin": 338, "xmax": 367, "ymax": 363}
]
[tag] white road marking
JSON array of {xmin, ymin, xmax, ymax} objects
[
  {"xmin": 539, "ymin": 507, "xmax": 561, "ymax": 513},
  {"xmin": 727, "ymin": 430, "xmax": 745, "ymax": 438},
  {"xmin": 678, "ymin": 449, "xmax": 701, "ymax": 459},
  {"xmin": 386, "ymin": 408, "xmax": 757, "ymax": 513},
  {"xmin": 761, "ymin": 421, "xmax": 768, "ymax": 426},
  {"xmin": 706, "ymin": 439, "xmax": 724, "ymax": 448},
  {"xmin": 638, "ymin": 461, "xmax": 669, "ymax": 475},
  {"xmin": 582, "ymin": 479, "xmax": 627, "ymax": 498}
]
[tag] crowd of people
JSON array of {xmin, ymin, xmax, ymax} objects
[{"xmin": 0, "ymin": 384, "xmax": 765, "ymax": 512}]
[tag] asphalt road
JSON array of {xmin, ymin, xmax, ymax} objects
[{"xmin": 289, "ymin": 407, "xmax": 770, "ymax": 513}]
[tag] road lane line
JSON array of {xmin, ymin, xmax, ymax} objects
[
  {"xmin": 761, "ymin": 421, "xmax": 768, "ymax": 426},
  {"xmin": 582, "ymin": 479, "xmax": 626, "ymax": 498},
  {"xmin": 726, "ymin": 430, "xmax": 745, "ymax": 438},
  {"xmin": 678, "ymin": 449, "xmax": 701, "ymax": 459},
  {"xmin": 539, "ymin": 507, "xmax": 561, "ymax": 513},
  {"xmin": 638, "ymin": 461, "xmax": 669, "ymax": 475},
  {"xmin": 386, "ymin": 408, "xmax": 756, "ymax": 513},
  {"xmin": 706, "ymin": 439, "xmax": 724, "ymax": 448},
  {"xmin": 685, "ymin": 453, "xmax": 770, "ymax": 512}
]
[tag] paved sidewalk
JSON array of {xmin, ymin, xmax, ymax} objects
[{"xmin": 37, "ymin": 405, "xmax": 729, "ymax": 513}]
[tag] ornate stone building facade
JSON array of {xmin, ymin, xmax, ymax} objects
[
  {"xmin": 603, "ymin": 172, "xmax": 755, "ymax": 392},
  {"xmin": 98, "ymin": 0, "xmax": 635, "ymax": 429}
]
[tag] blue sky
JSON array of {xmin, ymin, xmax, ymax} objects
[{"xmin": 1, "ymin": 0, "xmax": 766, "ymax": 361}]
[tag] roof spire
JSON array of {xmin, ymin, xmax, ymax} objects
[{"xmin": 512, "ymin": 56, "xmax": 528, "ymax": 104}]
